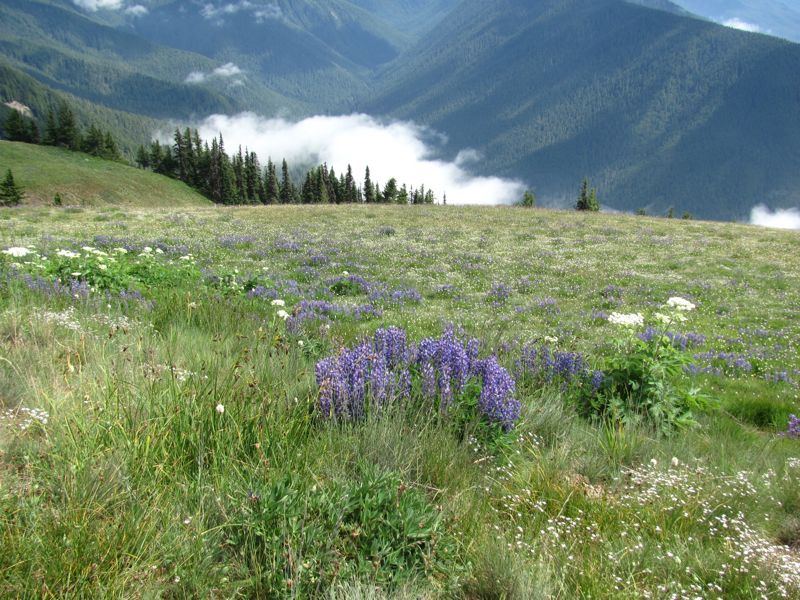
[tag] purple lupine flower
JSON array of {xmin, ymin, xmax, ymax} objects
[
  {"xmin": 486, "ymin": 283, "xmax": 513, "ymax": 304},
  {"xmin": 787, "ymin": 415, "xmax": 800, "ymax": 438},
  {"xmin": 590, "ymin": 370, "xmax": 605, "ymax": 394},
  {"xmin": 313, "ymin": 327, "xmax": 521, "ymax": 429},
  {"xmin": 473, "ymin": 357, "xmax": 519, "ymax": 430}
]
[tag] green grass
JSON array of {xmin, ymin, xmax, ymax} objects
[
  {"xmin": 0, "ymin": 204, "xmax": 798, "ymax": 598},
  {"xmin": 0, "ymin": 141, "xmax": 211, "ymax": 207}
]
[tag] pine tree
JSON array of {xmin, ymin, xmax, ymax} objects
[
  {"xmin": 521, "ymin": 190, "xmax": 536, "ymax": 207},
  {"xmin": 576, "ymin": 178, "xmax": 599, "ymax": 211},
  {"xmin": 383, "ymin": 178, "xmax": 398, "ymax": 204},
  {"xmin": 135, "ymin": 145, "xmax": 150, "ymax": 169},
  {"xmin": 279, "ymin": 159, "xmax": 294, "ymax": 204},
  {"xmin": 81, "ymin": 124, "xmax": 104, "ymax": 156},
  {"xmin": 3, "ymin": 110, "xmax": 28, "ymax": 141},
  {"xmin": 0, "ymin": 169, "xmax": 23, "ymax": 206},
  {"xmin": 43, "ymin": 110, "xmax": 58, "ymax": 146},
  {"xmin": 245, "ymin": 151, "xmax": 261, "ymax": 204},
  {"xmin": 55, "ymin": 101, "xmax": 80, "ymax": 150},
  {"xmin": 364, "ymin": 166, "xmax": 375, "ymax": 204},
  {"xmin": 102, "ymin": 131, "xmax": 121, "ymax": 161},
  {"xmin": 264, "ymin": 159, "xmax": 279, "ymax": 204}
]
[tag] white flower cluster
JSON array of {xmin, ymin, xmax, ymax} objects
[
  {"xmin": 608, "ymin": 312, "xmax": 644, "ymax": 327},
  {"xmin": 666, "ymin": 296, "xmax": 696, "ymax": 311},
  {"xmin": 0, "ymin": 406, "xmax": 49, "ymax": 431},
  {"xmin": 2, "ymin": 246, "xmax": 35, "ymax": 258}
]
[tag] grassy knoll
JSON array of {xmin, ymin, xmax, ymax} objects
[
  {"xmin": 0, "ymin": 141, "xmax": 210, "ymax": 208},
  {"xmin": 0, "ymin": 204, "xmax": 798, "ymax": 598}
]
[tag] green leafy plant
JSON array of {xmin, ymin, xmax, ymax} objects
[
  {"xmin": 230, "ymin": 469, "xmax": 458, "ymax": 595},
  {"xmin": 580, "ymin": 334, "xmax": 713, "ymax": 435}
]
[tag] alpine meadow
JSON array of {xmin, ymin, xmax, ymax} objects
[{"xmin": 1, "ymin": 0, "xmax": 800, "ymax": 599}]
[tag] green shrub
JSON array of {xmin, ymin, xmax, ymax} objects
[{"xmin": 580, "ymin": 335, "xmax": 713, "ymax": 434}]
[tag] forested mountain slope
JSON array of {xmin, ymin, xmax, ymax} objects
[{"xmin": 368, "ymin": 0, "xmax": 800, "ymax": 219}]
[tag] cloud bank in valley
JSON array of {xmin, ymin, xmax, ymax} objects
[
  {"xmin": 750, "ymin": 205, "xmax": 800, "ymax": 230},
  {"xmin": 190, "ymin": 113, "xmax": 526, "ymax": 205},
  {"xmin": 721, "ymin": 18, "xmax": 764, "ymax": 33}
]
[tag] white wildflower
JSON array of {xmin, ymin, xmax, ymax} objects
[
  {"xmin": 56, "ymin": 249, "xmax": 80, "ymax": 259},
  {"xmin": 276, "ymin": 309, "xmax": 290, "ymax": 320},
  {"xmin": 271, "ymin": 299, "xmax": 286, "ymax": 307},
  {"xmin": 666, "ymin": 297, "xmax": 696, "ymax": 311},
  {"xmin": 544, "ymin": 336, "xmax": 558, "ymax": 344},
  {"xmin": 113, "ymin": 247, "xmax": 128, "ymax": 254},
  {"xmin": 2, "ymin": 247, "xmax": 34, "ymax": 258},
  {"xmin": 142, "ymin": 246, "xmax": 153, "ymax": 254},
  {"xmin": 608, "ymin": 312, "xmax": 644, "ymax": 327},
  {"xmin": 215, "ymin": 404, "xmax": 225, "ymax": 414}
]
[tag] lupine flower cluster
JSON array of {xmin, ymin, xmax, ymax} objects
[
  {"xmin": 516, "ymin": 344, "xmax": 602, "ymax": 392},
  {"xmin": 601, "ymin": 284, "xmax": 624, "ymax": 305},
  {"xmin": 315, "ymin": 327, "xmax": 521, "ymax": 430},
  {"xmin": 692, "ymin": 350, "xmax": 754, "ymax": 374},
  {"xmin": 788, "ymin": 415, "xmax": 800, "ymax": 438},
  {"xmin": 637, "ymin": 327, "xmax": 706, "ymax": 350},
  {"xmin": 287, "ymin": 300, "xmax": 382, "ymax": 333},
  {"xmin": 486, "ymin": 283, "xmax": 513, "ymax": 304},
  {"xmin": 22, "ymin": 274, "xmax": 90, "ymax": 300}
]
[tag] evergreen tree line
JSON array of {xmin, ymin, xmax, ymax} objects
[
  {"xmin": 2, "ymin": 101, "xmax": 122, "ymax": 161},
  {"xmin": 136, "ymin": 128, "xmax": 438, "ymax": 206}
]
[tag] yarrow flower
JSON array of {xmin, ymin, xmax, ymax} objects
[
  {"xmin": 276, "ymin": 309, "xmax": 290, "ymax": 320},
  {"xmin": 2, "ymin": 247, "xmax": 34, "ymax": 258},
  {"xmin": 608, "ymin": 312, "xmax": 644, "ymax": 327},
  {"xmin": 666, "ymin": 297, "xmax": 696, "ymax": 311},
  {"xmin": 215, "ymin": 404, "xmax": 225, "ymax": 414},
  {"xmin": 56, "ymin": 249, "xmax": 80, "ymax": 259},
  {"xmin": 271, "ymin": 299, "xmax": 286, "ymax": 307}
]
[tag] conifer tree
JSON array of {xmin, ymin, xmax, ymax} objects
[
  {"xmin": 43, "ymin": 110, "xmax": 58, "ymax": 146},
  {"xmin": 55, "ymin": 101, "xmax": 80, "ymax": 150},
  {"xmin": 364, "ymin": 166, "xmax": 375, "ymax": 204},
  {"xmin": 576, "ymin": 178, "xmax": 599, "ymax": 211},
  {"xmin": 279, "ymin": 159, "xmax": 294, "ymax": 204},
  {"xmin": 521, "ymin": 190, "xmax": 536, "ymax": 207},
  {"xmin": 383, "ymin": 178, "xmax": 398, "ymax": 204},
  {"xmin": 264, "ymin": 159, "xmax": 279, "ymax": 204},
  {"xmin": 2, "ymin": 110, "xmax": 36, "ymax": 142},
  {"xmin": 0, "ymin": 169, "xmax": 23, "ymax": 206}
]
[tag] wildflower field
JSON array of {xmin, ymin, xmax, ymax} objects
[{"xmin": 0, "ymin": 204, "xmax": 798, "ymax": 598}]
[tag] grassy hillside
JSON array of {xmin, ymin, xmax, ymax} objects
[
  {"xmin": 0, "ymin": 204, "xmax": 798, "ymax": 597},
  {"xmin": 369, "ymin": 0, "xmax": 800, "ymax": 220},
  {"xmin": 0, "ymin": 141, "xmax": 210, "ymax": 207}
]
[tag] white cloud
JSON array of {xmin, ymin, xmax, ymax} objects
[
  {"xmin": 200, "ymin": 1, "xmax": 282, "ymax": 23},
  {"xmin": 184, "ymin": 112, "xmax": 525, "ymax": 205},
  {"xmin": 750, "ymin": 205, "xmax": 800, "ymax": 230},
  {"xmin": 185, "ymin": 63, "xmax": 244, "ymax": 84},
  {"xmin": 124, "ymin": 4, "xmax": 148, "ymax": 16},
  {"xmin": 73, "ymin": 0, "xmax": 125, "ymax": 10},
  {"xmin": 722, "ymin": 18, "xmax": 764, "ymax": 33},
  {"xmin": 213, "ymin": 63, "xmax": 242, "ymax": 77},
  {"xmin": 185, "ymin": 71, "xmax": 207, "ymax": 84}
]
